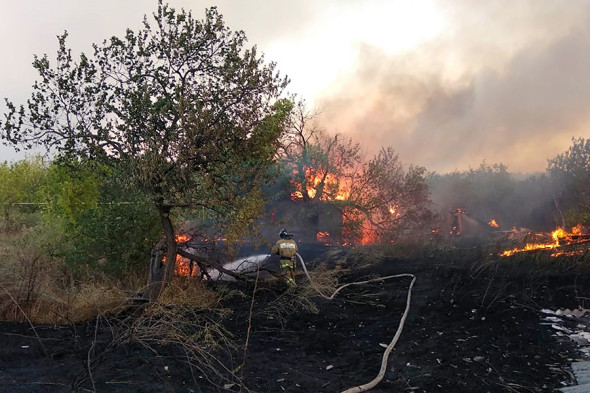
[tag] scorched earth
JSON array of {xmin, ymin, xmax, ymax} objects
[{"xmin": 0, "ymin": 244, "xmax": 588, "ymax": 393}]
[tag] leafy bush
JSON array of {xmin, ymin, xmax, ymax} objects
[
  {"xmin": 64, "ymin": 195, "xmax": 160, "ymax": 277},
  {"xmin": 46, "ymin": 164, "xmax": 161, "ymax": 277},
  {"xmin": 0, "ymin": 156, "xmax": 47, "ymax": 231}
]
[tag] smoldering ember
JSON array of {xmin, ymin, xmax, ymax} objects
[{"xmin": 1, "ymin": 2, "xmax": 590, "ymax": 393}]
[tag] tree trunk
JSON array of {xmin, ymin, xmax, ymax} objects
[{"xmin": 145, "ymin": 206, "xmax": 177, "ymax": 301}]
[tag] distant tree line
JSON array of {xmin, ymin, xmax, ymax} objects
[{"xmin": 429, "ymin": 137, "xmax": 590, "ymax": 232}]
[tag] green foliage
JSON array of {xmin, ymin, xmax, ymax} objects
[
  {"xmin": 1, "ymin": 2, "xmax": 290, "ymax": 291},
  {"xmin": 0, "ymin": 157, "xmax": 160, "ymax": 278},
  {"xmin": 547, "ymin": 137, "xmax": 590, "ymax": 226},
  {"xmin": 63, "ymin": 191, "xmax": 160, "ymax": 277},
  {"xmin": 2, "ymin": 2, "xmax": 288, "ymax": 207},
  {"xmin": 548, "ymin": 137, "xmax": 590, "ymax": 176},
  {"xmin": 43, "ymin": 162, "xmax": 161, "ymax": 277},
  {"xmin": 39, "ymin": 160, "xmax": 101, "ymax": 230},
  {"xmin": 0, "ymin": 156, "xmax": 48, "ymax": 230}
]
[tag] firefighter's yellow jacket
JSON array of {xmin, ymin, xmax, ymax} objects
[{"xmin": 271, "ymin": 238, "xmax": 298, "ymax": 259}]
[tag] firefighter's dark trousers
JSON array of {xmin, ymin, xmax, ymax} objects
[{"xmin": 280, "ymin": 257, "xmax": 297, "ymax": 286}]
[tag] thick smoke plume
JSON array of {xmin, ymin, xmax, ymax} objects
[{"xmin": 317, "ymin": 1, "xmax": 590, "ymax": 174}]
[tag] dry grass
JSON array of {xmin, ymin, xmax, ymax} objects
[
  {"xmin": 0, "ymin": 229, "xmax": 220, "ymax": 324},
  {"xmin": 0, "ymin": 274, "xmax": 129, "ymax": 324},
  {"xmin": 0, "ymin": 263, "xmax": 225, "ymax": 324},
  {"xmin": 262, "ymin": 266, "xmax": 342, "ymax": 327},
  {"xmin": 68, "ymin": 291, "xmax": 238, "ymax": 391},
  {"xmin": 0, "ymin": 229, "xmax": 131, "ymax": 324},
  {"xmin": 158, "ymin": 276, "xmax": 222, "ymax": 309},
  {"xmin": 65, "ymin": 284, "xmax": 127, "ymax": 322},
  {"xmin": 128, "ymin": 302, "xmax": 237, "ymax": 383},
  {"xmin": 301, "ymin": 264, "xmax": 341, "ymax": 297},
  {"xmin": 1, "ymin": 229, "xmax": 244, "ymax": 389}
]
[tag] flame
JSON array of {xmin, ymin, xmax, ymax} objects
[
  {"xmin": 500, "ymin": 242, "xmax": 557, "ymax": 256},
  {"xmin": 500, "ymin": 226, "xmax": 588, "ymax": 257},
  {"xmin": 291, "ymin": 190, "xmax": 304, "ymax": 200},
  {"xmin": 176, "ymin": 234, "xmax": 190, "ymax": 242},
  {"xmin": 316, "ymin": 231, "xmax": 330, "ymax": 241},
  {"xmin": 361, "ymin": 228, "xmax": 379, "ymax": 245},
  {"xmin": 290, "ymin": 167, "xmax": 403, "ymax": 245},
  {"xmin": 335, "ymin": 192, "xmax": 348, "ymax": 201},
  {"xmin": 316, "ymin": 231, "xmax": 333, "ymax": 246},
  {"xmin": 489, "ymin": 219, "xmax": 499, "ymax": 228},
  {"xmin": 388, "ymin": 205, "xmax": 401, "ymax": 218},
  {"xmin": 551, "ymin": 249, "xmax": 589, "ymax": 257},
  {"xmin": 290, "ymin": 168, "xmax": 350, "ymax": 201},
  {"xmin": 161, "ymin": 234, "xmax": 198, "ymax": 277},
  {"xmin": 174, "ymin": 255, "xmax": 197, "ymax": 276},
  {"xmin": 551, "ymin": 228, "xmax": 566, "ymax": 243}
]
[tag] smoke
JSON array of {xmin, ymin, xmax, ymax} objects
[{"xmin": 317, "ymin": 1, "xmax": 590, "ymax": 173}]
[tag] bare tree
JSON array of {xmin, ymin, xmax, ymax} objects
[{"xmin": 275, "ymin": 102, "xmax": 433, "ymax": 244}]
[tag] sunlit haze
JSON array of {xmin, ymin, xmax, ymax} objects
[{"xmin": 1, "ymin": 0, "xmax": 589, "ymax": 173}]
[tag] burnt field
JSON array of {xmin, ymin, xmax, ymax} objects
[{"xmin": 0, "ymin": 246, "xmax": 589, "ymax": 393}]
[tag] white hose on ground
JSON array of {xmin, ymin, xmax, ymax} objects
[{"xmin": 296, "ymin": 253, "xmax": 416, "ymax": 393}]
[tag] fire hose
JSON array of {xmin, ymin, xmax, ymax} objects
[{"xmin": 296, "ymin": 253, "xmax": 416, "ymax": 393}]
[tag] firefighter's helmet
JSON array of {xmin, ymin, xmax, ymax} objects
[{"xmin": 279, "ymin": 229, "xmax": 288, "ymax": 239}]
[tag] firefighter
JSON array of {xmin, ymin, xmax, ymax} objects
[{"xmin": 271, "ymin": 229, "xmax": 298, "ymax": 286}]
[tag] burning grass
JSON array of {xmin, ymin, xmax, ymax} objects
[
  {"xmin": 475, "ymin": 236, "xmax": 590, "ymax": 288},
  {"xmin": 498, "ymin": 225, "xmax": 590, "ymax": 256}
]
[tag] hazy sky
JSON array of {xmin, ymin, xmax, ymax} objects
[{"xmin": 1, "ymin": 0, "xmax": 589, "ymax": 173}]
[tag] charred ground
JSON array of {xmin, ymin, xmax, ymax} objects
[{"xmin": 0, "ymin": 246, "xmax": 588, "ymax": 393}]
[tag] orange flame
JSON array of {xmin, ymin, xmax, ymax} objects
[
  {"xmin": 290, "ymin": 167, "xmax": 401, "ymax": 245},
  {"xmin": 489, "ymin": 219, "xmax": 499, "ymax": 228},
  {"xmin": 161, "ymin": 234, "xmax": 198, "ymax": 277},
  {"xmin": 316, "ymin": 231, "xmax": 330, "ymax": 241},
  {"xmin": 500, "ymin": 226, "xmax": 587, "ymax": 257},
  {"xmin": 316, "ymin": 231, "xmax": 334, "ymax": 246},
  {"xmin": 291, "ymin": 190, "xmax": 304, "ymax": 200},
  {"xmin": 551, "ymin": 249, "xmax": 589, "ymax": 257},
  {"xmin": 176, "ymin": 234, "xmax": 190, "ymax": 243},
  {"xmin": 290, "ymin": 168, "xmax": 350, "ymax": 201},
  {"xmin": 388, "ymin": 205, "xmax": 401, "ymax": 218},
  {"xmin": 361, "ymin": 229, "xmax": 379, "ymax": 245}
]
